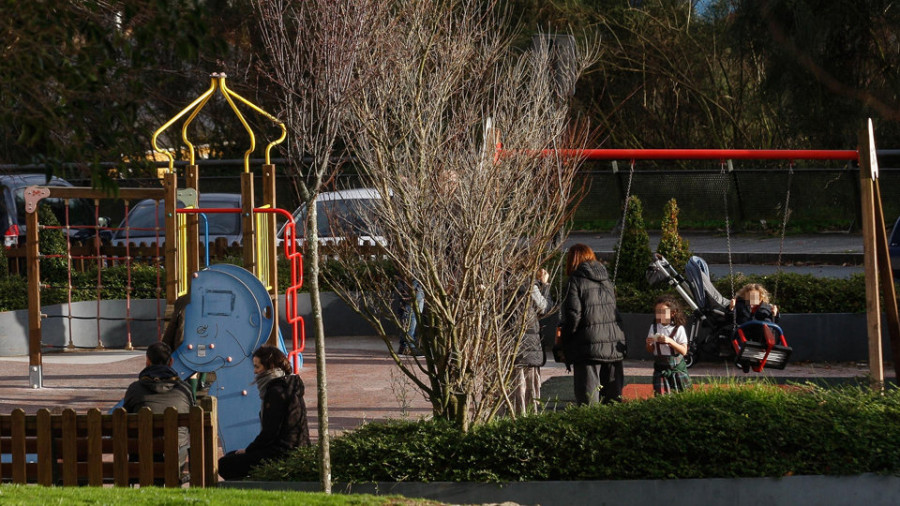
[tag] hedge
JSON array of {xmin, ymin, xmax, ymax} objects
[
  {"xmin": 0, "ymin": 262, "xmax": 870, "ymax": 314},
  {"xmin": 249, "ymin": 384, "xmax": 900, "ymax": 483}
]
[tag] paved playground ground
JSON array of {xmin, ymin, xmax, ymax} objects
[{"xmin": 0, "ymin": 335, "xmax": 892, "ymax": 443}]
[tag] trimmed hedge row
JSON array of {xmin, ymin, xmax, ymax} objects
[
  {"xmin": 249, "ymin": 384, "xmax": 900, "ymax": 483},
  {"xmin": 0, "ymin": 265, "xmax": 869, "ymax": 314},
  {"xmin": 613, "ymin": 272, "xmax": 868, "ymax": 314}
]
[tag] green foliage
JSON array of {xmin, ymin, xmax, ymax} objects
[
  {"xmin": 711, "ymin": 272, "xmax": 868, "ymax": 314},
  {"xmin": 0, "ymin": 239, "xmax": 7, "ymax": 277},
  {"xmin": 251, "ymin": 384, "xmax": 900, "ymax": 482},
  {"xmin": 613, "ymin": 271, "xmax": 867, "ymax": 314},
  {"xmin": 37, "ymin": 204, "xmax": 68, "ymax": 281},
  {"xmin": 656, "ymin": 198, "xmax": 691, "ymax": 273},
  {"xmin": 0, "ymin": 276, "xmax": 27, "ymax": 312},
  {"xmin": 613, "ymin": 195, "xmax": 652, "ymax": 287}
]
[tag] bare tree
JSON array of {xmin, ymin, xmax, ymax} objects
[
  {"xmin": 325, "ymin": 0, "xmax": 597, "ymax": 431},
  {"xmin": 252, "ymin": 0, "xmax": 382, "ymax": 493}
]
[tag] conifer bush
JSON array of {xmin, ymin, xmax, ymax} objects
[
  {"xmin": 612, "ymin": 195, "xmax": 652, "ymax": 287},
  {"xmin": 656, "ymin": 198, "xmax": 691, "ymax": 273}
]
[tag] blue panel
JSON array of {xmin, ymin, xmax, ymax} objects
[{"xmin": 169, "ymin": 264, "xmax": 280, "ymax": 453}]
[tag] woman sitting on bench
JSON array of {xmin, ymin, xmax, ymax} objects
[{"xmin": 218, "ymin": 346, "xmax": 310, "ymax": 480}]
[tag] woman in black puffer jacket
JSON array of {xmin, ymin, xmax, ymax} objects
[{"xmin": 560, "ymin": 244, "xmax": 627, "ymax": 405}]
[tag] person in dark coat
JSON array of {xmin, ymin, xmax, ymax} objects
[
  {"xmin": 559, "ymin": 244, "xmax": 627, "ymax": 405},
  {"xmin": 123, "ymin": 341, "xmax": 195, "ymax": 466},
  {"xmin": 511, "ymin": 268, "xmax": 553, "ymax": 415},
  {"xmin": 218, "ymin": 346, "xmax": 310, "ymax": 480}
]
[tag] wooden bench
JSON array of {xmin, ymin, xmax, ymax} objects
[{"xmin": 0, "ymin": 397, "xmax": 218, "ymax": 487}]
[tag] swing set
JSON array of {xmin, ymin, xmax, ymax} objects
[{"xmin": 515, "ymin": 123, "xmax": 899, "ymax": 380}]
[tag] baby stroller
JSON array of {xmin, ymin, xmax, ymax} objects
[{"xmin": 645, "ymin": 254, "xmax": 791, "ymax": 372}]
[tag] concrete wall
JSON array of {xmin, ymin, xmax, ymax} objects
[
  {"xmin": 0, "ymin": 293, "xmax": 380, "ymax": 356},
  {"xmin": 0, "ymin": 294, "xmax": 892, "ymax": 363}
]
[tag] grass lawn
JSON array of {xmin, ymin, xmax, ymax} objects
[{"xmin": 0, "ymin": 485, "xmax": 439, "ymax": 505}]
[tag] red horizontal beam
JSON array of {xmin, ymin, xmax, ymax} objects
[{"xmin": 520, "ymin": 148, "xmax": 860, "ymax": 162}]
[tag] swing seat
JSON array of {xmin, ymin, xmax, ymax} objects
[{"xmin": 731, "ymin": 320, "xmax": 791, "ymax": 373}]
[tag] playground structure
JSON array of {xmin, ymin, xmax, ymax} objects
[{"xmin": 24, "ymin": 74, "xmax": 305, "ymax": 452}]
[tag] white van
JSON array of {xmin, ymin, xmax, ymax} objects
[{"xmin": 277, "ymin": 188, "xmax": 385, "ymax": 247}]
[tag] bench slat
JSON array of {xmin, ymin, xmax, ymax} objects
[{"xmin": 0, "ymin": 407, "xmax": 216, "ymax": 487}]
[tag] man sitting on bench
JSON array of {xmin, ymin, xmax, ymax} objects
[{"xmin": 123, "ymin": 342, "xmax": 196, "ymax": 468}]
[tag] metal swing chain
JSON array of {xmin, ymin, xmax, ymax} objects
[
  {"xmin": 721, "ymin": 161, "xmax": 736, "ymax": 329},
  {"xmin": 612, "ymin": 160, "xmax": 635, "ymax": 285},
  {"xmin": 773, "ymin": 164, "xmax": 794, "ymax": 303}
]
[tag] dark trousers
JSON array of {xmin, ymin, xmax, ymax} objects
[
  {"xmin": 573, "ymin": 361, "xmax": 624, "ymax": 405},
  {"xmin": 218, "ymin": 450, "xmax": 269, "ymax": 480}
]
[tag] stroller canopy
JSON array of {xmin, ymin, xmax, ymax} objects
[{"xmin": 685, "ymin": 256, "xmax": 730, "ymax": 312}]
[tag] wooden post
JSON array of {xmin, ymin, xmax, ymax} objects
[
  {"xmin": 859, "ymin": 119, "xmax": 884, "ymax": 389},
  {"xmin": 874, "ymin": 178, "xmax": 900, "ymax": 383},
  {"xmin": 86, "ymin": 409, "xmax": 103, "ymax": 486},
  {"xmin": 200, "ymin": 396, "xmax": 219, "ymax": 485},
  {"xmin": 186, "ymin": 164, "xmax": 200, "ymax": 279},
  {"xmin": 61, "ymin": 409, "xmax": 78, "ymax": 486},
  {"xmin": 164, "ymin": 172, "xmax": 179, "ymax": 304},
  {"xmin": 189, "ymin": 405, "xmax": 206, "ymax": 488},
  {"xmin": 26, "ymin": 195, "xmax": 42, "ymax": 388},
  {"xmin": 263, "ymin": 164, "xmax": 279, "ymax": 345},
  {"xmin": 163, "ymin": 407, "xmax": 180, "ymax": 487},
  {"xmin": 36, "ymin": 409, "xmax": 52, "ymax": 486},
  {"xmin": 241, "ymin": 172, "xmax": 256, "ymax": 276},
  {"xmin": 138, "ymin": 408, "xmax": 154, "ymax": 487},
  {"xmin": 112, "ymin": 409, "xmax": 128, "ymax": 487}
]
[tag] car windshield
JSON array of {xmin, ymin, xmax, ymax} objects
[
  {"xmin": 293, "ymin": 198, "xmax": 380, "ymax": 238},
  {"xmin": 118, "ymin": 200, "xmax": 241, "ymax": 238}
]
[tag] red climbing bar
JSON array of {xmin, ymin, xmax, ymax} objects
[{"xmin": 538, "ymin": 148, "xmax": 860, "ymax": 162}]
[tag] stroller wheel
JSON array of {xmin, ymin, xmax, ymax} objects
[{"xmin": 684, "ymin": 353, "xmax": 695, "ymax": 369}]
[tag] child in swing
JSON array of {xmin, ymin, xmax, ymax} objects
[
  {"xmin": 729, "ymin": 283, "xmax": 779, "ymax": 324},
  {"xmin": 646, "ymin": 295, "xmax": 691, "ymax": 395}
]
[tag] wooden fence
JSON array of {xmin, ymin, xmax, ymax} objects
[{"xmin": 0, "ymin": 397, "xmax": 218, "ymax": 487}]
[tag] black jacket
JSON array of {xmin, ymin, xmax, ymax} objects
[
  {"xmin": 123, "ymin": 364, "xmax": 195, "ymax": 459},
  {"xmin": 734, "ymin": 299, "xmax": 777, "ymax": 325},
  {"xmin": 516, "ymin": 282, "xmax": 553, "ymax": 367},
  {"xmin": 245, "ymin": 374, "xmax": 310, "ymax": 457},
  {"xmin": 560, "ymin": 260, "xmax": 626, "ymax": 364}
]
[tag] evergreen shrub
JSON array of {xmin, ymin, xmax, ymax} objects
[
  {"xmin": 250, "ymin": 384, "xmax": 900, "ymax": 482},
  {"xmin": 656, "ymin": 198, "xmax": 691, "ymax": 273},
  {"xmin": 613, "ymin": 195, "xmax": 652, "ymax": 287}
]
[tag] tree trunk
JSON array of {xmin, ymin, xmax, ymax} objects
[{"xmin": 307, "ymin": 201, "xmax": 332, "ymax": 493}]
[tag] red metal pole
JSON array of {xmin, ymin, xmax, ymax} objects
[{"xmin": 513, "ymin": 148, "xmax": 860, "ymax": 162}]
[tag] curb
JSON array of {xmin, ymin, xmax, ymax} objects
[{"xmin": 222, "ymin": 475, "xmax": 900, "ymax": 506}]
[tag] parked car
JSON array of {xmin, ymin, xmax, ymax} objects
[
  {"xmin": 0, "ymin": 173, "xmax": 96, "ymax": 248},
  {"xmin": 890, "ymin": 216, "xmax": 900, "ymax": 278},
  {"xmin": 277, "ymin": 188, "xmax": 385, "ymax": 248},
  {"xmin": 110, "ymin": 193, "xmax": 243, "ymax": 246}
]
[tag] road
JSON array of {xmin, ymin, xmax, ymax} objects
[{"xmin": 565, "ymin": 231, "xmax": 865, "ymax": 278}]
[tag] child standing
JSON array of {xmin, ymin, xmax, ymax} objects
[{"xmin": 646, "ymin": 295, "xmax": 691, "ymax": 395}]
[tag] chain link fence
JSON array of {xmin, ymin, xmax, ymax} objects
[{"xmin": 573, "ymin": 163, "xmax": 900, "ymax": 231}]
